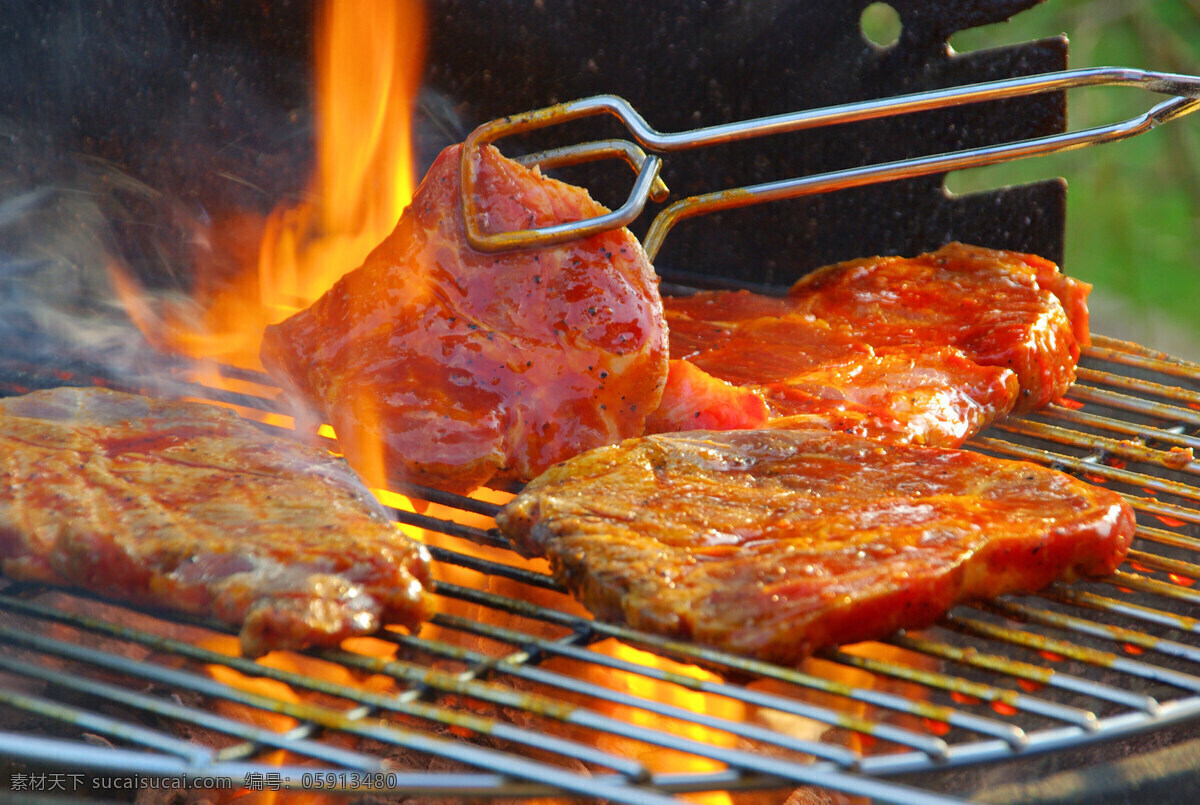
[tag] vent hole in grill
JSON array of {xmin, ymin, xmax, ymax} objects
[{"xmin": 860, "ymin": 2, "xmax": 903, "ymax": 50}]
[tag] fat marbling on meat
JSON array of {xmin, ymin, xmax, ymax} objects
[
  {"xmin": 651, "ymin": 243, "xmax": 1090, "ymax": 442},
  {"xmin": 497, "ymin": 428, "xmax": 1134, "ymax": 665},
  {"xmin": 0, "ymin": 387, "xmax": 432, "ymax": 657}
]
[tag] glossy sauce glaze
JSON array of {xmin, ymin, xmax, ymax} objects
[
  {"xmin": 788, "ymin": 242, "xmax": 1090, "ymax": 412},
  {"xmin": 0, "ymin": 387, "xmax": 432, "ymax": 657},
  {"xmin": 261, "ymin": 144, "xmax": 668, "ymax": 493},
  {"xmin": 498, "ymin": 429, "xmax": 1135, "ymax": 665},
  {"xmin": 653, "ymin": 243, "xmax": 1089, "ymax": 443},
  {"xmin": 659, "ymin": 290, "xmax": 1019, "ymax": 446}
]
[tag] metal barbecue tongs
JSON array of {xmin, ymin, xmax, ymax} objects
[{"xmin": 459, "ymin": 67, "xmax": 1200, "ymax": 261}]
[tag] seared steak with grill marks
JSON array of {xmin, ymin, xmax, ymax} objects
[
  {"xmin": 497, "ymin": 429, "xmax": 1134, "ymax": 665},
  {"xmin": 0, "ymin": 387, "xmax": 432, "ymax": 657}
]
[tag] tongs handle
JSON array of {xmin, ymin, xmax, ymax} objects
[{"xmin": 459, "ymin": 66, "xmax": 1200, "ymax": 261}]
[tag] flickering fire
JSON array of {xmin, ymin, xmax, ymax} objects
[{"xmin": 110, "ymin": 0, "xmax": 425, "ymax": 370}]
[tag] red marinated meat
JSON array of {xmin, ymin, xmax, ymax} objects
[
  {"xmin": 0, "ymin": 387, "xmax": 433, "ymax": 657},
  {"xmin": 787, "ymin": 242, "xmax": 1090, "ymax": 412},
  {"xmin": 645, "ymin": 359, "xmax": 770, "ymax": 433},
  {"xmin": 652, "ymin": 243, "xmax": 1088, "ymax": 441},
  {"xmin": 657, "ymin": 291, "xmax": 1019, "ymax": 446},
  {"xmin": 261, "ymin": 144, "xmax": 668, "ymax": 494},
  {"xmin": 497, "ymin": 429, "xmax": 1135, "ymax": 665}
]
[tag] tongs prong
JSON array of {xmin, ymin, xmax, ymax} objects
[{"xmin": 460, "ymin": 67, "xmax": 1200, "ymax": 261}]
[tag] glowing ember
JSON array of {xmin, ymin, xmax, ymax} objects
[
  {"xmin": 922, "ymin": 717, "xmax": 951, "ymax": 736},
  {"xmin": 990, "ymin": 700, "xmax": 1019, "ymax": 717},
  {"xmin": 949, "ymin": 691, "xmax": 982, "ymax": 706}
]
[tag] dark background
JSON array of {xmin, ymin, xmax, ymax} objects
[
  {"xmin": 1, "ymin": 1, "xmax": 1195, "ymax": 353},
  {"xmin": 0, "ymin": 0, "xmax": 1067, "ymax": 291}
]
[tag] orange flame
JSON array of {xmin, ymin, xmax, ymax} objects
[
  {"xmin": 257, "ymin": 0, "xmax": 426, "ymax": 331},
  {"xmin": 110, "ymin": 0, "xmax": 425, "ymax": 370}
]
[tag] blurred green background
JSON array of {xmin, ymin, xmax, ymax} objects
[{"xmin": 948, "ymin": 0, "xmax": 1200, "ymax": 360}]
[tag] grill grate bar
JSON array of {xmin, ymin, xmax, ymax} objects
[
  {"xmin": 326, "ymin": 625, "xmax": 862, "ymax": 778},
  {"xmin": 392, "ymin": 509, "xmax": 518, "ymax": 555},
  {"xmin": 1076, "ymin": 366, "xmax": 1200, "ymax": 409},
  {"xmin": 425, "ymin": 543, "xmax": 563, "ymax": 589},
  {"xmin": 0, "ymin": 728, "xmax": 662, "ymax": 800},
  {"xmin": 888, "ymin": 631, "xmax": 1148, "ymax": 717},
  {"xmin": 826, "ymin": 645, "xmax": 1097, "ymax": 732},
  {"xmin": 427, "ymin": 587, "xmax": 953, "ymax": 756},
  {"xmin": 1046, "ymin": 587, "xmax": 1200, "ymax": 636},
  {"xmin": 435, "ymin": 581, "xmax": 970, "ymax": 756},
  {"xmin": 7, "ymin": 578, "xmax": 972, "ymax": 798},
  {"xmin": 1126, "ymin": 548, "xmax": 1200, "ymax": 582},
  {"xmin": 330, "ymin": 632, "xmax": 865, "ymax": 768},
  {"xmin": 994, "ymin": 417, "xmax": 1195, "ymax": 471},
  {"xmin": 944, "ymin": 610, "xmax": 1199, "ymax": 697},
  {"xmin": 986, "ymin": 597, "xmax": 1200, "ymax": 668},
  {"xmin": 394, "ymin": 485, "xmax": 505, "ymax": 518},
  {"xmin": 1037, "ymin": 405, "xmax": 1200, "ymax": 452},
  {"xmin": 969, "ymin": 436, "xmax": 1200, "ymax": 503},
  {"xmin": 1124, "ymin": 496, "xmax": 1200, "ymax": 526},
  {"xmin": 0, "ymin": 652, "xmax": 378, "ymax": 770},
  {"xmin": 1107, "ymin": 570, "xmax": 1200, "ymax": 605},
  {"xmin": 0, "ymin": 615, "xmax": 687, "ymax": 805},
  {"xmin": 1065, "ymin": 384, "xmax": 1200, "ymax": 429},
  {"xmin": 427, "ymin": 609, "xmax": 942, "ymax": 759},
  {"xmin": 0, "ymin": 593, "xmax": 658, "ymax": 782},
  {"xmin": 327, "ymin": 632, "xmax": 971, "ymax": 802},
  {"xmin": 1131, "ymin": 524, "xmax": 1200, "ymax": 552},
  {"xmin": 1086, "ymin": 335, "xmax": 1200, "ymax": 379},
  {"xmin": 0, "ymin": 671, "xmax": 213, "ymax": 765},
  {"xmin": 435, "ymin": 578, "xmax": 1138, "ymax": 755}
]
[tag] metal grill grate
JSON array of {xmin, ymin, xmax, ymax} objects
[{"xmin": 1, "ymin": 334, "xmax": 1199, "ymax": 803}]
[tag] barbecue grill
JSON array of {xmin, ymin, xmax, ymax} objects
[
  {"xmin": 1, "ymin": 339, "xmax": 1200, "ymax": 804},
  {"xmin": 3, "ymin": 1, "xmax": 1200, "ymax": 803}
]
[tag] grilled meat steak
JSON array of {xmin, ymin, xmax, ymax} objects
[
  {"xmin": 787, "ymin": 242, "xmax": 1090, "ymax": 412},
  {"xmin": 0, "ymin": 387, "xmax": 433, "ymax": 657},
  {"xmin": 261, "ymin": 143, "xmax": 668, "ymax": 494},
  {"xmin": 497, "ymin": 429, "xmax": 1134, "ymax": 665},
  {"xmin": 653, "ymin": 243, "xmax": 1089, "ymax": 442},
  {"xmin": 654, "ymin": 300, "xmax": 1019, "ymax": 446}
]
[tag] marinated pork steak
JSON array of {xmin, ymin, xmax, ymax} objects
[
  {"xmin": 651, "ymin": 243, "xmax": 1089, "ymax": 441},
  {"xmin": 497, "ymin": 430, "xmax": 1134, "ymax": 665},
  {"xmin": 787, "ymin": 242, "xmax": 1090, "ymax": 412},
  {"xmin": 653, "ymin": 302, "xmax": 1019, "ymax": 447},
  {"xmin": 0, "ymin": 387, "xmax": 433, "ymax": 657},
  {"xmin": 261, "ymin": 143, "xmax": 668, "ymax": 494}
]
